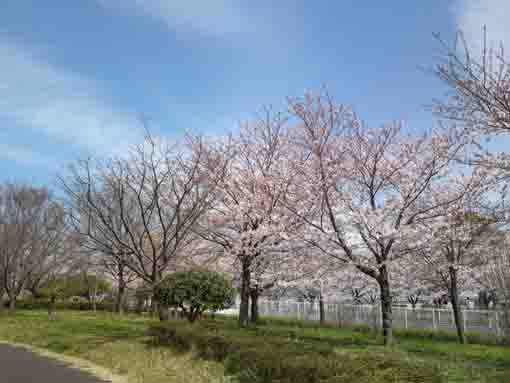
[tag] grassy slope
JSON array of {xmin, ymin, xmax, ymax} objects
[
  {"xmin": 0, "ymin": 311, "xmax": 509, "ymax": 382},
  {"xmin": 0, "ymin": 311, "xmax": 229, "ymax": 383}
]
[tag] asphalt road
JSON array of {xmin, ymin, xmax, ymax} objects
[{"xmin": 0, "ymin": 344, "xmax": 108, "ymax": 383}]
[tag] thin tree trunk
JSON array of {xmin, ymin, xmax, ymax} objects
[
  {"xmin": 378, "ymin": 269, "xmax": 393, "ymax": 346},
  {"xmin": 115, "ymin": 262, "xmax": 127, "ymax": 315},
  {"xmin": 91, "ymin": 274, "xmax": 98, "ymax": 313},
  {"xmin": 115, "ymin": 281, "xmax": 126, "ymax": 315},
  {"xmin": 48, "ymin": 295, "xmax": 56, "ymax": 320},
  {"xmin": 239, "ymin": 261, "xmax": 251, "ymax": 327},
  {"xmin": 0, "ymin": 287, "xmax": 5, "ymax": 314},
  {"xmin": 8, "ymin": 293, "xmax": 16, "ymax": 312},
  {"xmin": 189, "ymin": 308, "xmax": 202, "ymax": 323},
  {"xmin": 449, "ymin": 266, "xmax": 466, "ymax": 344},
  {"xmin": 92, "ymin": 291, "xmax": 97, "ymax": 313},
  {"xmin": 29, "ymin": 286, "xmax": 41, "ymax": 299},
  {"xmin": 250, "ymin": 289, "xmax": 259, "ymax": 323},
  {"xmin": 319, "ymin": 293, "xmax": 325, "ymax": 326},
  {"xmin": 150, "ymin": 284, "xmax": 160, "ymax": 318}
]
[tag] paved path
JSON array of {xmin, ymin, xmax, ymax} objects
[{"xmin": 0, "ymin": 344, "xmax": 107, "ymax": 383}]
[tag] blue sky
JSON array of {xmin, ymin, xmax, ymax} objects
[{"xmin": 0, "ymin": 0, "xmax": 508, "ymax": 186}]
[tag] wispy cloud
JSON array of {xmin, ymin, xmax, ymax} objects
[
  {"xmin": 0, "ymin": 38, "xmax": 141, "ymax": 166},
  {"xmin": 97, "ymin": 0, "xmax": 245, "ymax": 37},
  {"xmin": 453, "ymin": 0, "xmax": 510, "ymax": 50}
]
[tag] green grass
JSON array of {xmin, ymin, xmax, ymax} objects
[
  {"xmin": 1, "ymin": 311, "xmax": 509, "ymax": 383},
  {"xmin": 0, "ymin": 310, "xmax": 229, "ymax": 383}
]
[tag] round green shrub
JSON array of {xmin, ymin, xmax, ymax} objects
[{"xmin": 154, "ymin": 270, "xmax": 235, "ymax": 322}]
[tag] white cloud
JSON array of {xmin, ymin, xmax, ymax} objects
[
  {"xmin": 0, "ymin": 38, "xmax": 141, "ymax": 163},
  {"xmin": 97, "ymin": 0, "xmax": 245, "ymax": 37},
  {"xmin": 453, "ymin": 0, "xmax": 510, "ymax": 51}
]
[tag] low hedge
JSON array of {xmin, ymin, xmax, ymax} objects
[
  {"xmin": 2, "ymin": 298, "xmax": 114, "ymax": 312},
  {"xmin": 150, "ymin": 318, "xmax": 442, "ymax": 383}
]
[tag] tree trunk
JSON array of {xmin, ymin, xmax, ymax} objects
[
  {"xmin": 115, "ymin": 282, "xmax": 126, "ymax": 315},
  {"xmin": 152, "ymin": 274, "xmax": 170, "ymax": 321},
  {"xmin": 449, "ymin": 266, "xmax": 466, "ymax": 344},
  {"xmin": 189, "ymin": 307, "xmax": 202, "ymax": 323},
  {"xmin": 0, "ymin": 287, "xmax": 4, "ymax": 314},
  {"xmin": 29, "ymin": 286, "xmax": 41, "ymax": 299},
  {"xmin": 250, "ymin": 289, "xmax": 259, "ymax": 323},
  {"xmin": 239, "ymin": 261, "xmax": 251, "ymax": 327},
  {"xmin": 319, "ymin": 294, "xmax": 325, "ymax": 325},
  {"xmin": 158, "ymin": 304, "xmax": 169, "ymax": 321},
  {"xmin": 8, "ymin": 294, "xmax": 16, "ymax": 312},
  {"xmin": 91, "ymin": 276, "xmax": 98, "ymax": 313},
  {"xmin": 378, "ymin": 269, "xmax": 393, "ymax": 346},
  {"xmin": 150, "ymin": 299, "xmax": 158, "ymax": 318},
  {"xmin": 48, "ymin": 295, "xmax": 56, "ymax": 320},
  {"xmin": 115, "ymin": 263, "xmax": 127, "ymax": 315}
]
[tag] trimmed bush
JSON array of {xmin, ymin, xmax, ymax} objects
[
  {"xmin": 154, "ymin": 270, "xmax": 235, "ymax": 322},
  {"xmin": 4, "ymin": 298, "xmax": 114, "ymax": 312}
]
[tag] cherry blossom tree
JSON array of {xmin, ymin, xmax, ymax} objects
[
  {"xmin": 432, "ymin": 30, "xmax": 510, "ymax": 195},
  {"xmin": 196, "ymin": 109, "xmax": 307, "ymax": 326},
  {"xmin": 408, "ymin": 192, "xmax": 498, "ymax": 344},
  {"xmin": 477, "ymin": 232, "xmax": 510, "ymax": 333},
  {"xmin": 432, "ymin": 28, "xmax": 510, "ymax": 335},
  {"xmin": 433, "ymin": 29, "xmax": 510, "ymax": 137},
  {"xmin": 287, "ymin": 91, "xmax": 468, "ymax": 345},
  {"xmin": 478, "ymin": 235, "xmax": 510, "ymax": 302}
]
